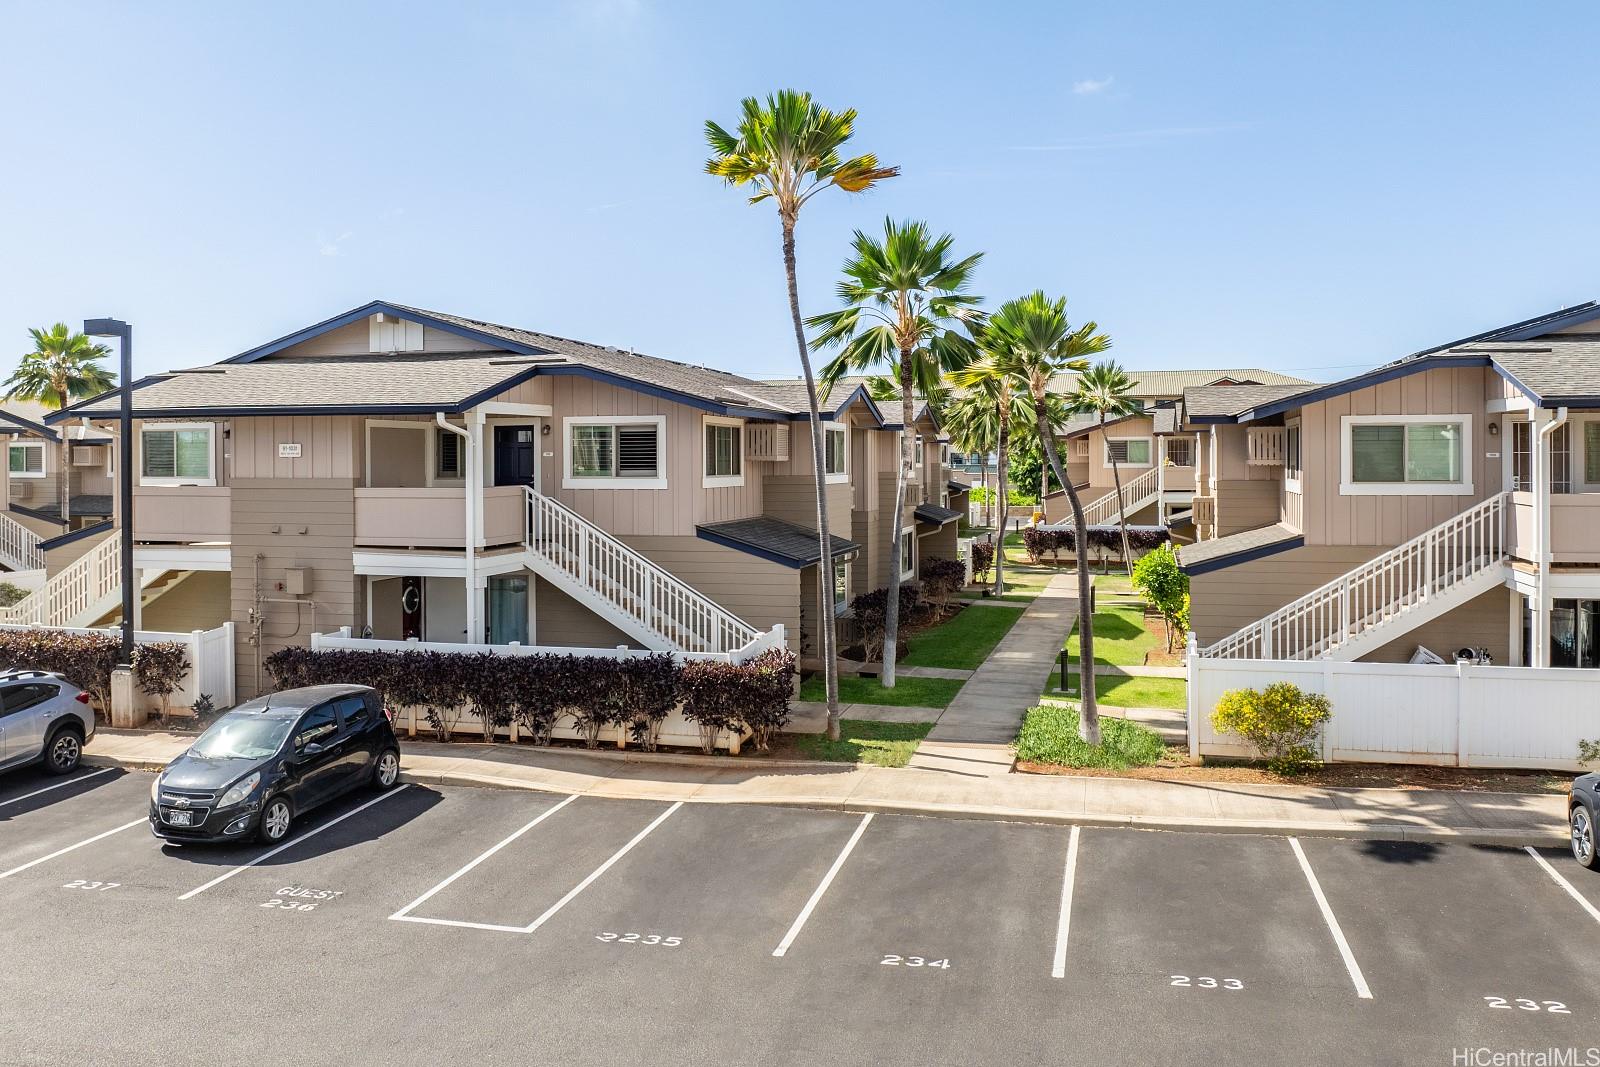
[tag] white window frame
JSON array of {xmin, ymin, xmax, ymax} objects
[
  {"xmin": 1284, "ymin": 417, "xmax": 1303, "ymax": 494},
  {"xmin": 1339, "ymin": 413, "xmax": 1474, "ymax": 497},
  {"xmin": 899, "ymin": 528, "xmax": 915, "ymax": 581},
  {"xmin": 832, "ymin": 558, "xmax": 851, "ymax": 616},
  {"xmin": 939, "ymin": 441, "xmax": 950, "ymax": 468},
  {"xmin": 701, "ymin": 415, "xmax": 745, "ymax": 489},
  {"xmin": 6, "ymin": 441, "xmax": 45, "ymax": 479},
  {"xmin": 1104, "ymin": 435, "xmax": 1154, "ymax": 468},
  {"xmin": 562, "ymin": 415, "xmax": 668, "ymax": 490},
  {"xmin": 823, "ymin": 423, "xmax": 848, "ymax": 484},
  {"xmin": 138, "ymin": 421, "xmax": 216, "ymax": 487},
  {"xmin": 1573, "ymin": 414, "xmax": 1600, "ymax": 492},
  {"xmin": 1163, "ymin": 436, "xmax": 1194, "ymax": 469},
  {"xmin": 914, "ymin": 434, "xmax": 925, "ymax": 470}
]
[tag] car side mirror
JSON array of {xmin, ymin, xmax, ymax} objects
[{"xmin": 302, "ymin": 742, "xmax": 324, "ymax": 756}]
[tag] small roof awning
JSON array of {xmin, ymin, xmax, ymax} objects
[
  {"xmin": 696, "ymin": 516, "xmax": 860, "ymax": 569},
  {"xmin": 1177, "ymin": 523, "xmax": 1302, "ymax": 575},
  {"xmin": 946, "ymin": 479, "xmax": 972, "ymax": 493},
  {"xmin": 913, "ymin": 504, "xmax": 961, "ymax": 528}
]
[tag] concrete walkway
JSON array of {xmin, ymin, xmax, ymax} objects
[
  {"xmin": 906, "ymin": 572, "xmax": 1079, "ymax": 777},
  {"xmin": 83, "ymin": 728, "xmax": 1569, "ymax": 846}
]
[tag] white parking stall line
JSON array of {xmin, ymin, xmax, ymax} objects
[
  {"xmin": 1288, "ymin": 837, "xmax": 1373, "ymax": 1000},
  {"xmin": 177, "ymin": 785, "xmax": 411, "ymax": 901},
  {"xmin": 520, "ymin": 801, "xmax": 683, "ymax": 935},
  {"xmin": 1050, "ymin": 825, "xmax": 1082, "ymax": 979},
  {"xmin": 0, "ymin": 768, "xmax": 115, "ymax": 809},
  {"xmin": 1524, "ymin": 847, "xmax": 1600, "ymax": 926},
  {"xmin": 389, "ymin": 794, "xmax": 579, "ymax": 926},
  {"xmin": 772, "ymin": 812, "xmax": 873, "ymax": 959},
  {"xmin": 0, "ymin": 818, "xmax": 146, "ymax": 880}
]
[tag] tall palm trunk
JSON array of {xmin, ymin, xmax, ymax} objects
[
  {"xmin": 1033, "ymin": 398, "xmax": 1099, "ymax": 745},
  {"xmin": 978, "ymin": 455, "xmax": 990, "ymax": 526},
  {"xmin": 992, "ymin": 401, "xmax": 1009, "ymax": 597},
  {"xmin": 1101, "ymin": 413, "xmax": 1133, "ymax": 574},
  {"xmin": 781, "ymin": 218, "xmax": 842, "ymax": 741},
  {"xmin": 880, "ymin": 348, "xmax": 916, "ymax": 687}
]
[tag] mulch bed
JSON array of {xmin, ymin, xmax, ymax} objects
[{"xmin": 1017, "ymin": 757, "xmax": 1569, "ymax": 794}]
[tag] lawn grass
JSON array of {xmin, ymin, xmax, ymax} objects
[
  {"xmin": 798, "ymin": 673, "xmax": 965, "ymax": 708},
  {"xmin": 1047, "ymin": 672, "xmax": 1187, "ymax": 710},
  {"xmin": 792, "ymin": 719, "xmax": 934, "ymax": 768},
  {"xmin": 1014, "ymin": 705, "xmax": 1165, "ymax": 769},
  {"xmin": 1065, "ymin": 603, "xmax": 1159, "ymax": 667},
  {"xmin": 902, "ymin": 605, "xmax": 1025, "ymax": 671}
]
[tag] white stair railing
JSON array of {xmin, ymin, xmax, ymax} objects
[
  {"xmin": 1200, "ymin": 492, "xmax": 1510, "ymax": 660},
  {"xmin": 0, "ymin": 511, "xmax": 44, "ymax": 571},
  {"xmin": 1042, "ymin": 466, "xmax": 1161, "ymax": 529},
  {"xmin": 523, "ymin": 487, "xmax": 760, "ymax": 654},
  {"xmin": 0, "ymin": 531, "xmax": 119, "ymax": 627}
]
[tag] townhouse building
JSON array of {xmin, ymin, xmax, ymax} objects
[
  {"xmin": 12, "ymin": 302, "xmax": 962, "ymax": 699},
  {"xmin": 0, "ymin": 402, "xmax": 115, "ymax": 580}
]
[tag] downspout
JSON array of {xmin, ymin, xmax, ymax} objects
[
  {"xmin": 1533, "ymin": 406, "xmax": 1568, "ymax": 668},
  {"xmin": 436, "ymin": 413, "xmax": 476, "ymax": 644},
  {"xmin": 1208, "ymin": 426, "xmax": 1220, "ymax": 540}
]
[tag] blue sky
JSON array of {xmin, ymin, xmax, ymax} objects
[{"xmin": 1, "ymin": 0, "xmax": 1596, "ymax": 386}]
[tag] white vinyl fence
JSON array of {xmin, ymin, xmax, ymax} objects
[
  {"xmin": 1187, "ymin": 641, "xmax": 1600, "ymax": 771},
  {"xmin": 308, "ymin": 625, "xmax": 788, "ymax": 753},
  {"xmin": 0, "ymin": 621, "xmax": 236, "ymax": 712}
]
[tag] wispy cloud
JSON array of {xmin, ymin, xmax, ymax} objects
[
  {"xmin": 1007, "ymin": 123, "xmax": 1253, "ymax": 151},
  {"xmin": 316, "ymin": 231, "xmax": 354, "ymax": 257},
  {"xmin": 1072, "ymin": 75, "xmax": 1114, "ymax": 96}
]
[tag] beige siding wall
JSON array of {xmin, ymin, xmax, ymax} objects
[
  {"xmin": 140, "ymin": 570, "xmax": 232, "ymax": 633},
  {"xmin": 621, "ymin": 535, "xmax": 801, "ymax": 653},
  {"xmin": 280, "ymin": 320, "xmax": 498, "ymax": 357},
  {"xmin": 1188, "ymin": 544, "xmax": 1382, "ymax": 647},
  {"xmin": 1365, "ymin": 585, "xmax": 1512, "ymax": 665},
  {"xmin": 43, "ymin": 526, "xmax": 114, "ymax": 580},
  {"xmin": 1087, "ymin": 416, "xmax": 1157, "ymax": 489},
  {"xmin": 229, "ymin": 416, "xmax": 360, "ymax": 482},
  {"xmin": 1295, "ymin": 366, "xmax": 1498, "ymax": 547},
  {"xmin": 1216, "ymin": 479, "xmax": 1281, "ymax": 536},
  {"xmin": 918, "ymin": 521, "xmax": 958, "ymax": 563},
  {"xmin": 851, "ymin": 509, "xmax": 882, "ymax": 597},
  {"xmin": 763, "ymin": 477, "xmax": 849, "ymax": 539},
  {"xmin": 230, "ymin": 479, "xmax": 357, "ymax": 699},
  {"xmin": 532, "ymin": 578, "xmax": 640, "ymax": 649}
]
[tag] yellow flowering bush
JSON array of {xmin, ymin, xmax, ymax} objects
[{"xmin": 1210, "ymin": 682, "xmax": 1332, "ymax": 775}]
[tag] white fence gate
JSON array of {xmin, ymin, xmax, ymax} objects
[{"xmin": 1188, "ymin": 643, "xmax": 1600, "ymax": 771}]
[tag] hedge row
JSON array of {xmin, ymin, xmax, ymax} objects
[
  {"xmin": 0, "ymin": 629, "xmax": 192, "ymax": 717},
  {"xmin": 262, "ymin": 645, "xmax": 797, "ymax": 754},
  {"xmin": 1021, "ymin": 524, "xmax": 1171, "ymax": 565}
]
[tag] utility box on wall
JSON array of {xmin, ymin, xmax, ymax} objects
[{"xmin": 283, "ymin": 568, "xmax": 312, "ymax": 596}]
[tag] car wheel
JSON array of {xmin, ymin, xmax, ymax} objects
[
  {"xmin": 1572, "ymin": 802, "xmax": 1599, "ymax": 871},
  {"xmin": 372, "ymin": 748, "xmax": 400, "ymax": 790},
  {"xmin": 258, "ymin": 797, "xmax": 293, "ymax": 844},
  {"xmin": 43, "ymin": 727, "xmax": 83, "ymax": 776}
]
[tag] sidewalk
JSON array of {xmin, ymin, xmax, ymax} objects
[
  {"xmin": 906, "ymin": 571, "xmax": 1078, "ymax": 777},
  {"xmin": 82, "ymin": 728, "xmax": 1569, "ymax": 846}
]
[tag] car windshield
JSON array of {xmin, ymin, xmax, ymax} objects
[{"xmin": 190, "ymin": 715, "xmax": 292, "ymax": 760}]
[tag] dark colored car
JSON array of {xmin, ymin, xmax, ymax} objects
[
  {"xmin": 1572, "ymin": 772, "xmax": 1599, "ymax": 871},
  {"xmin": 149, "ymin": 684, "xmax": 400, "ymax": 845}
]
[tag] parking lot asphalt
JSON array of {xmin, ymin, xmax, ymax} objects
[{"xmin": 1, "ymin": 764, "xmax": 1597, "ymax": 1067}]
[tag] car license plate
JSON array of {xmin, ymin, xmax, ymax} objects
[{"xmin": 165, "ymin": 810, "xmax": 194, "ymax": 827}]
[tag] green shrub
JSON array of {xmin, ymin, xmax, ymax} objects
[
  {"xmin": 919, "ymin": 556, "xmax": 965, "ymax": 611},
  {"xmin": 1132, "ymin": 544, "xmax": 1190, "ymax": 652},
  {"xmin": 1014, "ymin": 705, "xmax": 1165, "ymax": 769},
  {"xmin": 847, "ymin": 582, "xmax": 924, "ymax": 663},
  {"xmin": 0, "ymin": 628, "xmax": 188, "ymax": 714},
  {"xmin": 0, "ymin": 582, "xmax": 29, "ymax": 608},
  {"xmin": 1211, "ymin": 682, "xmax": 1332, "ymax": 774},
  {"xmin": 970, "ymin": 541, "xmax": 995, "ymax": 584},
  {"xmin": 1580, "ymin": 738, "xmax": 1600, "ymax": 766}
]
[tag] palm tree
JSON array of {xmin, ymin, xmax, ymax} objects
[
  {"xmin": 705, "ymin": 90, "xmax": 898, "ymax": 741},
  {"xmin": 3, "ymin": 324, "xmax": 116, "ymax": 522},
  {"xmin": 808, "ymin": 219, "xmax": 981, "ymax": 686},
  {"xmin": 985, "ymin": 292, "xmax": 1111, "ymax": 743},
  {"xmin": 1068, "ymin": 361, "xmax": 1141, "ymax": 574},
  {"xmin": 940, "ymin": 381, "xmax": 998, "ymax": 526},
  {"xmin": 948, "ymin": 356, "xmax": 1030, "ymax": 597}
]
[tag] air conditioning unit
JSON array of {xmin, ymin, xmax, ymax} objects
[
  {"xmin": 71, "ymin": 446, "xmax": 101, "ymax": 466},
  {"xmin": 9, "ymin": 481, "xmax": 30, "ymax": 502}
]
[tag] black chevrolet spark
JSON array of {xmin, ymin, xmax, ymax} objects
[{"xmin": 149, "ymin": 685, "xmax": 400, "ymax": 844}]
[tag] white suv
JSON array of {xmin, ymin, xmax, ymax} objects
[{"xmin": 0, "ymin": 670, "xmax": 96, "ymax": 776}]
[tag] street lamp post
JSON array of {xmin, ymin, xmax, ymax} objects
[{"xmin": 83, "ymin": 318, "xmax": 134, "ymax": 670}]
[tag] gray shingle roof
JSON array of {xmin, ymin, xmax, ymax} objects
[
  {"xmin": 1151, "ymin": 405, "xmax": 1179, "ymax": 435},
  {"xmin": 947, "ymin": 479, "xmax": 972, "ymax": 493},
  {"xmin": 695, "ymin": 517, "xmax": 860, "ymax": 569},
  {"xmin": 1050, "ymin": 368, "xmax": 1313, "ymax": 398},
  {"xmin": 1177, "ymin": 523, "xmax": 1302, "ymax": 571},
  {"xmin": 1181, "ymin": 384, "xmax": 1313, "ymax": 419},
  {"xmin": 1458, "ymin": 339, "xmax": 1600, "ymax": 404},
  {"xmin": 913, "ymin": 504, "xmax": 961, "ymax": 527}
]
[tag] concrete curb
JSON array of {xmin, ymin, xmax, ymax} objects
[{"xmin": 82, "ymin": 752, "xmax": 1571, "ymax": 849}]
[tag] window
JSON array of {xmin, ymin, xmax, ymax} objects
[
  {"xmin": 1284, "ymin": 421, "xmax": 1302, "ymax": 488},
  {"xmin": 435, "ymin": 430, "xmax": 463, "ymax": 479},
  {"xmin": 832, "ymin": 560, "xmax": 850, "ymax": 614},
  {"xmin": 939, "ymin": 442, "xmax": 950, "ymax": 467},
  {"xmin": 703, "ymin": 418, "xmax": 743, "ymax": 486},
  {"xmin": 1163, "ymin": 437, "xmax": 1193, "ymax": 468},
  {"xmin": 564, "ymin": 417, "xmax": 666, "ymax": 489},
  {"xmin": 1587, "ymin": 423, "xmax": 1600, "ymax": 485},
  {"xmin": 899, "ymin": 528, "xmax": 915, "ymax": 580},
  {"xmin": 294, "ymin": 705, "xmax": 339, "ymax": 750},
  {"xmin": 333, "ymin": 695, "xmax": 368, "ymax": 729},
  {"xmin": 1105, "ymin": 438, "xmax": 1152, "ymax": 466},
  {"xmin": 1512, "ymin": 421, "xmax": 1575, "ymax": 494},
  {"xmin": 914, "ymin": 435, "xmax": 925, "ymax": 468},
  {"xmin": 823, "ymin": 425, "xmax": 847, "ymax": 482},
  {"xmin": 7, "ymin": 442, "xmax": 44, "ymax": 479},
  {"xmin": 141, "ymin": 424, "xmax": 213, "ymax": 484},
  {"xmin": 1342, "ymin": 415, "xmax": 1472, "ymax": 496},
  {"xmin": 0, "ymin": 682, "xmax": 58, "ymax": 716}
]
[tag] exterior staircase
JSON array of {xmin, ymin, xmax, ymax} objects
[
  {"xmin": 521, "ymin": 486, "xmax": 766, "ymax": 655},
  {"xmin": 0, "ymin": 511, "xmax": 45, "ymax": 573},
  {"xmin": 1198, "ymin": 492, "xmax": 1510, "ymax": 661},
  {"xmin": 1040, "ymin": 466, "xmax": 1161, "ymax": 530},
  {"xmin": 0, "ymin": 530, "xmax": 121, "ymax": 628}
]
